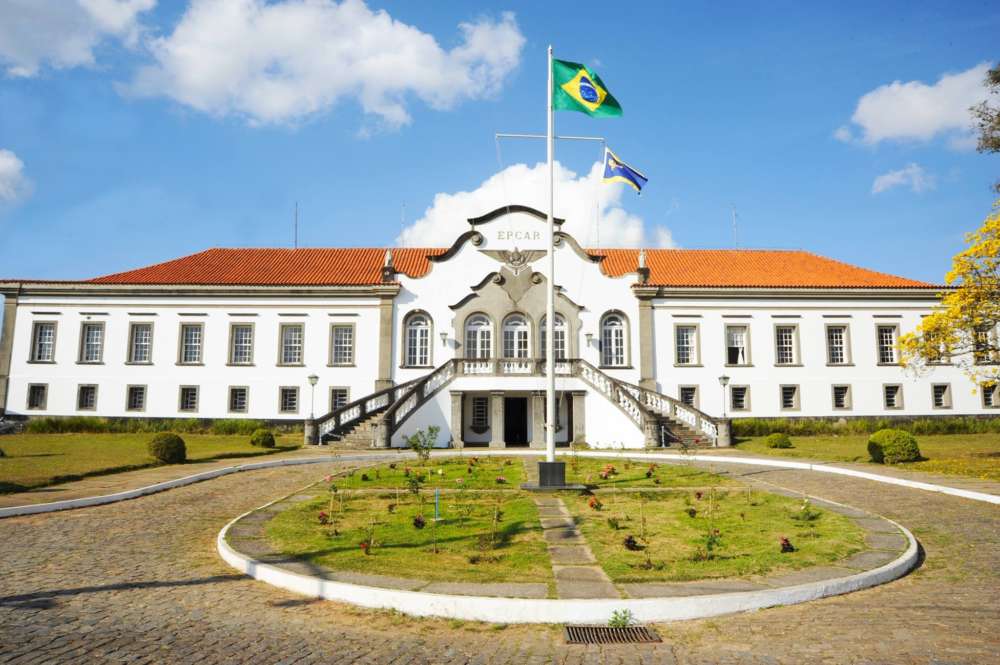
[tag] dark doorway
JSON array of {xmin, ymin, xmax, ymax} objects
[{"xmin": 504, "ymin": 397, "xmax": 529, "ymax": 446}]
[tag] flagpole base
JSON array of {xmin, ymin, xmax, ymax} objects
[{"xmin": 521, "ymin": 461, "xmax": 585, "ymax": 492}]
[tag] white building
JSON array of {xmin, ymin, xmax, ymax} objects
[{"xmin": 1, "ymin": 206, "xmax": 995, "ymax": 448}]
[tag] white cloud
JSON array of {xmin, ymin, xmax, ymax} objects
[
  {"xmin": 840, "ymin": 62, "xmax": 990, "ymax": 148},
  {"xmin": 833, "ymin": 125, "xmax": 853, "ymax": 142},
  {"xmin": 0, "ymin": 149, "xmax": 30, "ymax": 203},
  {"xmin": 871, "ymin": 163, "xmax": 935, "ymax": 195},
  {"xmin": 0, "ymin": 0, "xmax": 155, "ymax": 77},
  {"xmin": 126, "ymin": 0, "xmax": 525, "ymax": 127},
  {"xmin": 396, "ymin": 161, "xmax": 676, "ymax": 248}
]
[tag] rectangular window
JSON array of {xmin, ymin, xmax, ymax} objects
[
  {"xmin": 179, "ymin": 324, "xmax": 203, "ymax": 364},
  {"xmin": 932, "ymin": 384, "xmax": 951, "ymax": 409},
  {"xmin": 877, "ymin": 325, "xmax": 898, "ymax": 364},
  {"xmin": 982, "ymin": 383, "xmax": 998, "ymax": 408},
  {"xmin": 775, "ymin": 325, "xmax": 798, "ymax": 365},
  {"xmin": 675, "ymin": 325, "xmax": 698, "ymax": 365},
  {"xmin": 230, "ymin": 324, "xmax": 254, "ymax": 365},
  {"xmin": 77, "ymin": 384, "xmax": 97, "ymax": 411},
  {"xmin": 128, "ymin": 323, "xmax": 153, "ymax": 364},
  {"xmin": 331, "ymin": 324, "xmax": 354, "ymax": 366},
  {"xmin": 279, "ymin": 386, "xmax": 299, "ymax": 413},
  {"xmin": 826, "ymin": 325, "xmax": 848, "ymax": 365},
  {"xmin": 79, "ymin": 322, "xmax": 104, "ymax": 363},
  {"xmin": 832, "ymin": 385, "xmax": 852, "ymax": 410},
  {"xmin": 126, "ymin": 385, "xmax": 146, "ymax": 412},
  {"xmin": 179, "ymin": 386, "xmax": 199, "ymax": 413},
  {"xmin": 279, "ymin": 324, "xmax": 304, "ymax": 365},
  {"xmin": 30, "ymin": 322, "xmax": 56, "ymax": 362},
  {"xmin": 27, "ymin": 384, "xmax": 47, "ymax": 410},
  {"xmin": 679, "ymin": 386, "xmax": 698, "ymax": 407},
  {"xmin": 471, "ymin": 396, "xmax": 489, "ymax": 430},
  {"xmin": 725, "ymin": 325, "xmax": 748, "ymax": 365},
  {"xmin": 883, "ymin": 384, "xmax": 903, "ymax": 409},
  {"xmin": 973, "ymin": 326, "xmax": 997, "ymax": 365},
  {"xmin": 330, "ymin": 387, "xmax": 350, "ymax": 411},
  {"xmin": 730, "ymin": 385, "xmax": 749, "ymax": 411},
  {"xmin": 229, "ymin": 386, "xmax": 249, "ymax": 413},
  {"xmin": 780, "ymin": 385, "xmax": 799, "ymax": 410}
]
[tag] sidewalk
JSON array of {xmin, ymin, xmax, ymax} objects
[
  {"xmin": 0, "ymin": 446, "xmax": 337, "ymax": 509},
  {"xmin": 690, "ymin": 447, "xmax": 1000, "ymax": 497}
]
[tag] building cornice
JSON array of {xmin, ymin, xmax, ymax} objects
[
  {"xmin": 632, "ymin": 285, "xmax": 950, "ymax": 300},
  {"xmin": 0, "ymin": 281, "xmax": 400, "ymax": 299}
]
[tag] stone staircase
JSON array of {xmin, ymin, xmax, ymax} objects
[
  {"xmin": 321, "ymin": 411, "xmax": 383, "ymax": 448},
  {"xmin": 656, "ymin": 413, "xmax": 712, "ymax": 448}
]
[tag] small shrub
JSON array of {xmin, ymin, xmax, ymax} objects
[
  {"xmin": 412, "ymin": 514, "xmax": 426, "ymax": 529},
  {"xmin": 249, "ymin": 428, "xmax": 276, "ymax": 448},
  {"xmin": 779, "ymin": 536, "xmax": 795, "ymax": 553},
  {"xmin": 622, "ymin": 534, "xmax": 643, "ymax": 551},
  {"xmin": 868, "ymin": 429, "xmax": 921, "ymax": 464},
  {"xmin": 494, "ymin": 475, "xmax": 507, "ymax": 485},
  {"xmin": 588, "ymin": 496, "xmax": 603, "ymax": 511},
  {"xmin": 211, "ymin": 419, "xmax": 266, "ymax": 435},
  {"xmin": 606, "ymin": 517, "xmax": 621, "ymax": 530},
  {"xmin": 765, "ymin": 432, "xmax": 793, "ymax": 449},
  {"xmin": 0, "ymin": 447, "xmax": 5, "ymax": 457},
  {"xmin": 608, "ymin": 609, "xmax": 635, "ymax": 628},
  {"xmin": 148, "ymin": 433, "xmax": 186, "ymax": 464}
]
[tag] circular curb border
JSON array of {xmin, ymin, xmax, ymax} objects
[
  {"xmin": 216, "ymin": 479, "xmax": 920, "ymax": 625},
  {"xmin": 2, "ymin": 448, "xmax": 997, "ymax": 519}
]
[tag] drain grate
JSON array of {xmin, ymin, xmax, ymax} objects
[{"xmin": 563, "ymin": 624, "xmax": 662, "ymax": 645}]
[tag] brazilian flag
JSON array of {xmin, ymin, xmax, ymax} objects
[{"xmin": 552, "ymin": 59, "xmax": 623, "ymax": 117}]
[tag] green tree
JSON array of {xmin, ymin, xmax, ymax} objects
[{"xmin": 970, "ymin": 63, "xmax": 1000, "ymax": 192}]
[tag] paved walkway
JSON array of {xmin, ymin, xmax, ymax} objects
[
  {"xmin": 0, "ymin": 446, "xmax": 333, "ymax": 509},
  {"xmin": 1, "ymin": 455, "xmax": 997, "ymax": 663}
]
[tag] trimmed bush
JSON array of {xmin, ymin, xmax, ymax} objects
[
  {"xmin": 764, "ymin": 433, "xmax": 793, "ymax": 449},
  {"xmin": 867, "ymin": 429, "xmax": 921, "ymax": 464},
  {"xmin": 0, "ymin": 447, "xmax": 5, "ymax": 457},
  {"xmin": 211, "ymin": 419, "xmax": 266, "ymax": 436},
  {"xmin": 732, "ymin": 416, "xmax": 1000, "ymax": 438},
  {"xmin": 250, "ymin": 428, "xmax": 276, "ymax": 448},
  {"xmin": 148, "ymin": 433, "xmax": 187, "ymax": 464}
]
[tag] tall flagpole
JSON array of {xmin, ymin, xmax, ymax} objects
[{"xmin": 545, "ymin": 45, "xmax": 556, "ymax": 464}]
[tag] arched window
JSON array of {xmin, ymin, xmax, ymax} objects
[
  {"xmin": 540, "ymin": 314, "xmax": 567, "ymax": 360},
  {"xmin": 601, "ymin": 313, "xmax": 627, "ymax": 367},
  {"xmin": 404, "ymin": 313, "xmax": 431, "ymax": 366},
  {"xmin": 502, "ymin": 314, "xmax": 530, "ymax": 359},
  {"xmin": 464, "ymin": 314, "xmax": 492, "ymax": 359}
]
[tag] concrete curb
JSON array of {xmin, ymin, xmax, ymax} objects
[
  {"xmin": 2, "ymin": 448, "xmax": 997, "ymax": 519},
  {"xmin": 217, "ymin": 491, "xmax": 920, "ymax": 624}
]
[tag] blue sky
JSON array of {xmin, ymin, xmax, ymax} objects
[{"xmin": 0, "ymin": 0, "xmax": 997, "ymax": 285}]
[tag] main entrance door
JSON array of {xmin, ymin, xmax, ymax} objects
[{"xmin": 504, "ymin": 397, "xmax": 528, "ymax": 446}]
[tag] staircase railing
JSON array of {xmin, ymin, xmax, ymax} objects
[
  {"xmin": 575, "ymin": 360, "xmax": 662, "ymax": 446},
  {"xmin": 316, "ymin": 379, "xmax": 419, "ymax": 442},
  {"xmin": 618, "ymin": 382, "xmax": 719, "ymax": 443},
  {"xmin": 376, "ymin": 359, "xmax": 459, "ymax": 447}
]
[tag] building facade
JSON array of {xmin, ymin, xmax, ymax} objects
[{"xmin": 1, "ymin": 206, "xmax": 996, "ymax": 448}]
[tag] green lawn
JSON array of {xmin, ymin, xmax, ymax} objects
[
  {"xmin": 564, "ymin": 456, "xmax": 736, "ymax": 488},
  {"xmin": 0, "ymin": 433, "xmax": 300, "ymax": 493},
  {"xmin": 565, "ymin": 488, "xmax": 864, "ymax": 583},
  {"xmin": 734, "ymin": 433, "xmax": 1000, "ymax": 481},
  {"xmin": 264, "ymin": 489, "xmax": 551, "ymax": 584},
  {"xmin": 334, "ymin": 455, "xmax": 525, "ymax": 490}
]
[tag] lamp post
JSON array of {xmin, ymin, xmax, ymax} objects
[
  {"xmin": 308, "ymin": 374, "xmax": 319, "ymax": 420},
  {"xmin": 718, "ymin": 375, "xmax": 730, "ymax": 419}
]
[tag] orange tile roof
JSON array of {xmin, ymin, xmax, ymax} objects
[
  {"xmin": 76, "ymin": 247, "xmax": 934, "ymax": 289},
  {"xmin": 595, "ymin": 249, "xmax": 936, "ymax": 289},
  {"xmin": 87, "ymin": 248, "xmax": 446, "ymax": 286}
]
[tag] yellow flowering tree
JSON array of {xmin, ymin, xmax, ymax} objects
[{"xmin": 899, "ymin": 201, "xmax": 1000, "ymax": 388}]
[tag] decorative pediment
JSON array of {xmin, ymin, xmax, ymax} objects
[{"xmin": 480, "ymin": 248, "xmax": 546, "ymax": 275}]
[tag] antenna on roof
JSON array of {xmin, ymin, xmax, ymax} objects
[
  {"xmin": 731, "ymin": 205, "xmax": 739, "ymax": 249},
  {"xmin": 294, "ymin": 201, "xmax": 299, "ymax": 250}
]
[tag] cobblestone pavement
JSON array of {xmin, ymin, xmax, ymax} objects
[{"xmin": 1, "ymin": 458, "xmax": 998, "ymax": 664}]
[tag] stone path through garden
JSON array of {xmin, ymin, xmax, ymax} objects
[{"xmin": 522, "ymin": 459, "xmax": 621, "ymax": 599}]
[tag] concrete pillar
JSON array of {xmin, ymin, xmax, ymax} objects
[
  {"xmin": 715, "ymin": 418, "xmax": 732, "ymax": 447},
  {"xmin": 489, "ymin": 390, "xmax": 505, "ymax": 449},
  {"xmin": 0, "ymin": 291, "xmax": 18, "ymax": 416},
  {"xmin": 375, "ymin": 294, "xmax": 394, "ymax": 391},
  {"xmin": 449, "ymin": 390, "xmax": 464, "ymax": 448},
  {"xmin": 637, "ymin": 296, "xmax": 655, "ymax": 390},
  {"xmin": 304, "ymin": 418, "xmax": 318, "ymax": 446},
  {"xmin": 530, "ymin": 391, "xmax": 545, "ymax": 449},
  {"xmin": 570, "ymin": 391, "xmax": 586, "ymax": 444}
]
